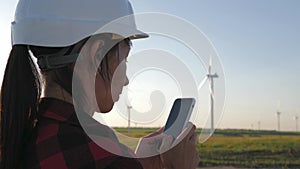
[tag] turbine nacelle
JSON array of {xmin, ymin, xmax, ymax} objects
[{"xmin": 207, "ymin": 73, "xmax": 219, "ymax": 78}]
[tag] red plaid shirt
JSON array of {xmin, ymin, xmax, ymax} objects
[{"xmin": 21, "ymin": 98, "xmax": 143, "ymax": 169}]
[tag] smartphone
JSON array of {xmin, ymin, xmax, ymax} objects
[{"xmin": 163, "ymin": 98, "xmax": 196, "ymax": 138}]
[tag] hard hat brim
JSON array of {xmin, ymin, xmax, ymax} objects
[
  {"xmin": 111, "ymin": 30, "xmax": 149, "ymax": 40},
  {"xmin": 129, "ymin": 32, "xmax": 149, "ymax": 40}
]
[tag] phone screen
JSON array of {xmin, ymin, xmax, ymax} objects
[{"xmin": 163, "ymin": 98, "xmax": 195, "ymax": 138}]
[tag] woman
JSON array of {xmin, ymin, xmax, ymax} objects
[{"xmin": 1, "ymin": 0, "xmax": 200, "ymax": 168}]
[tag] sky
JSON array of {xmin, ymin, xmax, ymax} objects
[{"xmin": 1, "ymin": 0, "xmax": 300, "ymax": 131}]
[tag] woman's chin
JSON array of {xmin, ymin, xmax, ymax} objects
[{"xmin": 97, "ymin": 102, "xmax": 114, "ymax": 113}]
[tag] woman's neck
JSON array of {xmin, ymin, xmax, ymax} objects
[{"xmin": 43, "ymin": 82, "xmax": 73, "ymax": 104}]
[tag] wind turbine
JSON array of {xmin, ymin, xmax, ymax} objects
[
  {"xmin": 276, "ymin": 101, "xmax": 282, "ymax": 131},
  {"xmin": 198, "ymin": 57, "xmax": 218, "ymax": 135},
  {"xmin": 294, "ymin": 116, "xmax": 299, "ymax": 132},
  {"xmin": 127, "ymin": 105, "xmax": 132, "ymax": 133}
]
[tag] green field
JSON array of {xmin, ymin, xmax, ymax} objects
[{"xmin": 114, "ymin": 128, "xmax": 300, "ymax": 169}]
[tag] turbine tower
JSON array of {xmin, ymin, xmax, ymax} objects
[
  {"xmin": 276, "ymin": 101, "xmax": 281, "ymax": 131},
  {"xmin": 294, "ymin": 116, "xmax": 299, "ymax": 132},
  {"xmin": 276, "ymin": 111, "xmax": 281, "ymax": 131},
  {"xmin": 127, "ymin": 105, "xmax": 132, "ymax": 133}
]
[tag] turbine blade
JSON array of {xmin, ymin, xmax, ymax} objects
[
  {"xmin": 209, "ymin": 82, "xmax": 215, "ymax": 101},
  {"xmin": 208, "ymin": 77, "xmax": 216, "ymax": 101},
  {"xmin": 209, "ymin": 55, "xmax": 212, "ymax": 67},
  {"xmin": 198, "ymin": 76, "xmax": 208, "ymax": 91},
  {"xmin": 208, "ymin": 56, "xmax": 212, "ymax": 74}
]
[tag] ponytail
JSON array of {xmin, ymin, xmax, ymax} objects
[{"xmin": 1, "ymin": 45, "xmax": 41, "ymax": 169}]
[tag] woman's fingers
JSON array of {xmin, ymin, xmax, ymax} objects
[
  {"xmin": 159, "ymin": 123, "xmax": 200, "ymax": 169},
  {"xmin": 184, "ymin": 124, "xmax": 196, "ymax": 142},
  {"xmin": 144, "ymin": 126, "xmax": 164, "ymax": 138},
  {"xmin": 189, "ymin": 132, "xmax": 198, "ymax": 145}
]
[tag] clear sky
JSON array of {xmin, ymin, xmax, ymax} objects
[{"xmin": 1, "ymin": 0, "xmax": 300, "ymax": 131}]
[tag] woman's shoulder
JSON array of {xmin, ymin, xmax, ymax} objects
[
  {"xmin": 22, "ymin": 98, "xmax": 143, "ymax": 168},
  {"xmin": 23, "ymin": 121, "xmax": 127, "ymax": 169}
]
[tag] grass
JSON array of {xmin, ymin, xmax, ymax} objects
[
  {"xmin": 115, "ymin": 127, "xmax": 300, "ymax": 169},
  {"xmin": 198, "ymin": 135, "xmax": 300, "ymax": 168}
]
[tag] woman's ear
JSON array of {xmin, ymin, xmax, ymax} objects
[
  {"xmin": 81, "ymin": 39, "xmax": 105, "ymax": 58},
  {"xmin": 80, "ymin": 39, "xmax": 105, "ymax": 70},
  {"xmin": 89, "ymin": 40, "xmax": 105, "ymax": 58}
]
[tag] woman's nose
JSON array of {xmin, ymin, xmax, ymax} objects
[{"xmin": 124, "ymin": 76, "xmax": 129, "ymax": 86}]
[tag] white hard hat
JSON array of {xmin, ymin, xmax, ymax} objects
[{"xmin": 11, "ymin": 0, "xmax": 148, "ymax": 47}]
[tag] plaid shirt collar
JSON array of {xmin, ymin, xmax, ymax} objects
[{"xmin": 39, "ymin": 98, "xmax": 79, "ymax": 125}]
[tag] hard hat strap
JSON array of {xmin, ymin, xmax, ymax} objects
[
  {"xmin": 35, "ymin": 38, "xmax": 88, "ymax": 70},
  {"xmin": 37, "ymin": 52, "xmax": 80, "ymax": 70}
]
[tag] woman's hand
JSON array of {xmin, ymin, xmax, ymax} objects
[
  {"xmin": 160, "ymin": 123, "xmax": 200, "ymax": 169},
  {"xmin": 136, "ymin": 127, "xmax": 164, "ymax": 169},
  {"xmin": 136, "ymin": 123, "xmax": 200, "ymax": 169}
]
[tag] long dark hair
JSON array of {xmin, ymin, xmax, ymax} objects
[
  {"xmin": 0, "ymin": 44, "xmax": 77, "ymax": 169},
  {"xmin": 1, "ymin": 45, "xmax": 41, "ymax": 169}
]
